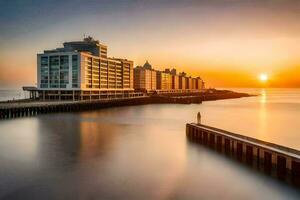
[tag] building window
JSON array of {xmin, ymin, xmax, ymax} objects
[
  {"xmin": 49, "ymin": 56, "xmax": 59, "ymax": 88},
  {"xmin": 60, "ymin": 55, "xmax": 69, "ymax": 88},
  {"xmin": 40, "ymin": 56, "xmax": 48, "ymax": 88},
  {"xmin": 72, "ymin": 55, "xmax": 79, "ymax": 88}
]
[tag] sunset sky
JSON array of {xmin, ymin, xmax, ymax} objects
[{"xmin": 1, "ymin": 0, "xmax": 300, "ymax": 88}]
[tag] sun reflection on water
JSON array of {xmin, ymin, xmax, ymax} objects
[
  {"xmin": 260, "ymin": 89, "xmax": 267, "ymax": 104},
  {"xmin": 259, "ymin": 89, "xmax": 267, "ymax": 139}
]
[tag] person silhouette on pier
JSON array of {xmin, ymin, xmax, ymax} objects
[{"xmin": 197, "ymin": 112, "xmax": 201, "ymax": 125}]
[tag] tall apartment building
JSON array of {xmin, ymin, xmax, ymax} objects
[
  {"xmin": 164, "ymin": 68, "xmax": 179, "ymax": 90},
  {"xmin": 171, "ymin": 75, "xmax": 179, "ymax": 90},
  {"xmin": 184, "ymin": 77, "xmax": 189, "ymax": 89},
  {"xmin": 134, "ymin": 61, "xmax": 156, "ymax": 91},
  {"xmin": 178, "ymin": 72, "xmax": 186, "ymax": 90},
  {"xmin": 133, "ymin": 63, "xmax": 205, "ymax": 93},
  {"xmin": 156, "ymin": 71, "xmax": 172, "ymax": 90},
  {"xmin": 191, "ymin": 78, "xmax": 197, "ymax": 90},
  {"xmin": 37, "ymin": 36, "xmax": 134, "ymax": 100},
  {"xmin": 195, "ymin": 77, "xmax": 204, "ymax": 91}
]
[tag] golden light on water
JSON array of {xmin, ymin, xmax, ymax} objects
[{"xmin": 260, "ymin": 89, "xmax": 267, "ymax": 104}]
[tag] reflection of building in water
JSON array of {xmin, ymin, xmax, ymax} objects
[
  {"xmin": 36, "ymin": 117, "xmax": 82, "ymax": 167},
  {"xmin": 36, "ymin": 114, "xmax": 121, "ymax": 164},
  {"xmin": 78, "ymin": 113, "xmax": 120, "ymax": 159}
]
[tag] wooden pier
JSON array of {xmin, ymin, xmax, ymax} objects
[
  {"xmin": 186, "ymin": 123, "xmax": 300, "ymax": 186},
  {"xmin": 0, "ymin": 95, "xmax": 203, "ymax": 120}
]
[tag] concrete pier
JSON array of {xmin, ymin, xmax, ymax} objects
[{"xmin": 186, "ymin": 123, "xmax": 300, "ymax": 186}]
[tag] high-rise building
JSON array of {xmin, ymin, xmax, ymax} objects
[
  {"xmin": 171, "ymin": 69, "xmax": 177, "ymax": 75},
  {"xmin": 196, "ymin": 77, "xmax": 205, "ymax": 91},
  {"xmin": 37, "ymin": 36, "xmax": 134, "ymax": 100},
  {"xmin": 192, "ymin": 78, "xmax": 197, "ymax": 90},
  {"xmin": 178, "ymin": 72, "xmax": 186, "ymax": 90},
  {"xmin": 171, "ymin": 75, "xmax": 179, "ymax": 90},
  {"xmin": 156, "ymin": 71, "xmax": 172, "ymax": 90},
  {"xmin": 133, "ymin": 62, "xmax": 156, "ymax": 91},
  {"xmin": 134, "ymin": 64, "xmax": 204, "ymax": 93},
  {"xmin": 143, "ymin": 60, "xmax": 152, "ymax": 70}
]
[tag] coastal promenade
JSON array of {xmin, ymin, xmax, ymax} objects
[{"xmin": 186, "ymin": 123, "xmax": 300, "ymax": 186}]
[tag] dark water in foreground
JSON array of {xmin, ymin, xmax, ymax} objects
[{"xmin": 0, "ymin": 88, "xmax": 300, "ymax": 199}]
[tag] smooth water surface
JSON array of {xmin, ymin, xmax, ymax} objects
[
  {"xmin": 0, "ymin": 90, "xmax": 26, "ymax": 102},
  {"xmin": 0, "ymin": 88, "xmax": 300, "ymax": 199}
]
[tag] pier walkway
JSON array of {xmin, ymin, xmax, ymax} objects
[
  {"xmin": 186, "ymin": 123, "xmax": 300, "ymax": 185},
  {"xmin": 0, "ymin": 96, "xmax": 147, "ymax": 119},
  {"xmin": 0, "ymin": 95, "xmax": 203, "ymax": 119}
]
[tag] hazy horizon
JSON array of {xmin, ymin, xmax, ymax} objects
[{"xmin": 1, "ymin": 0, "xmax": 300, "ymax": 88}]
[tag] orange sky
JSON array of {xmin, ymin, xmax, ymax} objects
[{"xmin": 1, "ymin": 0, "xmax": 300, "ymax": 88}]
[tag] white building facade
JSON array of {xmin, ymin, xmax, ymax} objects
[{"xmin": 37, "ymin": 37, "xmax": 134, "ymax": 100}]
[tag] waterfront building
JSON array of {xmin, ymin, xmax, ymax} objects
[
  {"xmin": 195, "ymin": 77, "xmax": 204, "ymax": 91},
  {"xmin": 192, "ymin": 78, "xmax": 197, "ymax": 90},
  {"xmin": 184, "ymin": 77, "xmax": 190, "ymax": 89},
  {"xmin": 151, "ymin": 70, "xmax": 157, "ymax": 90},
  {"xmin": 134, "ymin": 61, "xmax": 157, "ymax": 91},
  {"xmin": 156, "ymin": 71, "xmax": 172, "ymax": 90},
  {"xmin": 170, "ymin": 68, "xmax": 176, "ymax": 76},
  {"xmin": 178, "ymin": 72, "xmax": 186, "ymax": 90},
  {"xmin": 133, "ymin": 63, "xmax": 205, "ymax": 93},
  {"xmin": 188, "ymin": 77, "xmax": 193, "ymax": 90},
  {"xmin": 171, "ymin": 75, "xmax": 179, "ymax": 90},
  {"xmin": 37, "ymin": 36, "xmax": 134, "ymax": 100},
  {"xmin": 143, "ymin": 60, "xmax": 152, "ymax": 70}
]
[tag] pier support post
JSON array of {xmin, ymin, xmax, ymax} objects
[
  {"xmin": 264, "ymin": 151, "xmax": 272, "ymax": 173},
  {"xmin": 203, "ymin": 131, "xmax": 208, "ymax": 145},
  {"xmin": 237, "ymin": 142, "xmax": 243, "ymax": 161},
  {"xmin": 246, "ymin": 145, "xmax": 253, "ymax": 165},
  {"xmin": 186, "ymin": 124, "xmax": 190, "ymax": 137},
  {"xmin": 253, "ymin": 147, "xmax": 259, "ymax": 168},
  {"xmin": 291, "ymin": 160, "xmax": 300, "ymax": 185},
  {"xmin": 277, "ymin": 155, "xmax": 287, "ymax": 179},
  {"xmin": 209, "ymin": 133, "xmax": 215, "ymax": 148},
  {"xmin": 216, "ymin": 135, "xmax": 222, "ymax": 151},
  {"xmin": 224, "ymin": 138, "xmax": 230, "ymax": 155}
]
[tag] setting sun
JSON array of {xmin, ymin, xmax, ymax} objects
[{"xmin": 259, "ymin": 73, "xmax": 268, "ymax": 82}]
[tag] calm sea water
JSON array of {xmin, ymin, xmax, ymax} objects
[
  {"xmin": 0, "ymin": 88, "xmax": 300, "ymax": 199},
  {"xmin": 0, "ymin": 90, "xmax": 26, "ymax": 102}
]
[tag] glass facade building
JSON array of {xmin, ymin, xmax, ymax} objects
[
  {"xmin": 49, "ymin": 56, "xmax": 59, "ymax": 88},
  {"xmin": 37, "ymin": 37, "xmax": 134, "ymax": 100},
  {"xmin": 72, "ymin": 55, "xmax": 79, "ymax": 88}
]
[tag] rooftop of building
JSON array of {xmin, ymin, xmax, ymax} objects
[
  {"xmin": 143, "ymin": 60, "xmax": 152, "ymax": 69},
  {"xmin": 43, "ymin": 36, "xmax": 107, "ymax": 56},
  {"xmin": 134, "ymin": 62, "xmax": 203, "ymax": 79},
  {"xmin": 63, "ymin": 36, "xmax": 106, "ymax": 47}
]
